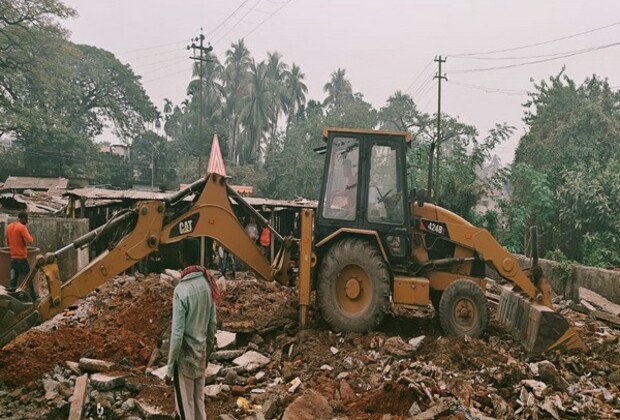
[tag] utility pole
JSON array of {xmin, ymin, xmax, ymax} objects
[
  {"xmin": 188, "ymin": 32, "xmax": 213, "ymax": 177},
  {"xmin": 433, "ymin": 55, "xmax": 447, "ymax": 203}
]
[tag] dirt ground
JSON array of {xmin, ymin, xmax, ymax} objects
[{"xmin": 0, "ymin": 271, "xmax": 619, "ymax": 419}]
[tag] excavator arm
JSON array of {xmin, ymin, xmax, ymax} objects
[
  {"xmin": 414, "ymin": 202, "xmax": 586, "ymax": 353},
  {"xmin": 0, "ymin": 173, "xmax": 292, "ymax": 347}
]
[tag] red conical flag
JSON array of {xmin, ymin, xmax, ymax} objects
[{"xmin": 207, "ymin": 133, "xmax": 227, "ymax": 177}]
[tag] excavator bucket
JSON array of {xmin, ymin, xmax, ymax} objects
[
  {"xmin": 0, "ymin": 290, "xmax": 40, "ymax": 347},
  {"xmin": 497, "ymin": 287, "xmax": 587, "ymax": 353}
]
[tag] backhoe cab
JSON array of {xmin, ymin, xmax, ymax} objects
[{"xmin": 305, "ymin": 127, "xmax": 585, "ymax": 353}]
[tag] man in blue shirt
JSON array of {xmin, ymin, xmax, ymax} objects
[{"xmin": 166, "ymin": 238, "xmax": 219, "ymax": 420}]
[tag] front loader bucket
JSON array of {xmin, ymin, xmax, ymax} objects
[
  {"xmin": 0, "ymin": 289, "xmax": 40, "ymax": 347},
  {"xmin": 497, "ymin": 287, "xmax": 586, "ymax": 353}
]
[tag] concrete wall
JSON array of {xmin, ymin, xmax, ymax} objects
[
  {"xmin": 507, "ymin": 255, "xmax": 620, "ymax": 305},
  {"xmin": 0, "ymin": 215, "xmax": 89, "ymax": 284}
]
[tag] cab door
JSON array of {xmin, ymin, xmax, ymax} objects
[{"xmin": 360, "ymin": 137, "xmax": 410, "ymax": 263}]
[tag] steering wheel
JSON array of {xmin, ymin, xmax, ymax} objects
[{"xmin": 376, "ymin": 186, "xmax": 393, "ymax": 204}]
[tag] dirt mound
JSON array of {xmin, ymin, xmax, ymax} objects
[
  {"xmin": 0, "ymin": 274, "xmax": 173, "ymax": 387},
  {"xmin": 0, "ymin": 327, "xmax": 150, "ymax": 387},
  {"xmin": 218, "ymin": 279, "xmax": 298, "ymax": 331}
]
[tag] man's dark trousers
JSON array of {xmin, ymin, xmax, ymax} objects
[{"xmin": 10, "ymin": 259, "xmax": 36, "ymax": 300}]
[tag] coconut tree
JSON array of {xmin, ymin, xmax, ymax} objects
[
  {"xmin": 284, "ymin": 63, "xmax": 308, "ymax": 127},
  {"xmin": 223, "ymin": 39, "xmax": 252, "ymax": 164},
  {"xmin": 323, "ymin": 68, "xmax": 353, "ymax": 109},
  {"xmin": 240, "ymin": 60, "xmax": 274, "ymax": 164},
  {"xmin": 265, "ymin": 51, "xmax": 290, "ymax": 141},
  {"xmin": 185, "ymin": 52, "xmax": 224, "ymax": 163}
]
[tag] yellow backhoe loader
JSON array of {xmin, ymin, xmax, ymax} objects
[{"xmin": 0, "ymin": 128, "xmax": 586, "ymax": 354}]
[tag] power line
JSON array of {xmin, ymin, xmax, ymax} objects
[
  {"xmin": 204, "ymin": 0, "xmax": 254, "ymax": 40},
  {"xmin": 140, "ymin": 49, "xmax": 222, "ymax": 81},
  {"xmin": 212, "ymin": 0, "xmax": 264, "ymax": 47},
  {"xmin": 415, "ymin": 81, "xmax": 435, "ymax": 103},
  {"xmin": 419, "ymin": 89, "xmax": 437, "ymax": 113},
  {"xmin": 142, "ymin": 67, "xmax": 192, "ymax": 83},
  {"xmin": 447, "ymin": 43, "xmax": 619, "ymax": 61},
  {"xmin": 449, "ymin": 81, "xmax": 528, "ymax": 96},
  {"xmin": 122, "ymin": 46, "xmax": 187, "ymax": 62},
  {"xmin": 240, "ymin": 0, "xmax": 294, "ymax": 40},
  {"xmin": 448, "ymin": 20, "xmax": 620, "ymax": 57},
  {"xmin": 411, "ymin": 76, "xmax": 434, "ymax": 98},
  {"xmin": 405, "ymin": 60, "xmax": 433, "ymax": 92},
  {"xmin": 131, "ymin": 55, "xmax": 188, "ymax": 71},
  {"xmin": 116, "ymin": 39, "xmax": 189, "ymax": 56},
  {"xmin": 451, "ymin": 40, "xmax": 620, "ymax": 74},
  {"xmin": 138, "ymin": 57, "xmax": 191, "ymax": 76}
]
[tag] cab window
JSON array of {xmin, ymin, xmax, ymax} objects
[
  {"xmin": 367, "ymin": 144, "xmax": 404, "ymax": 224},
  {"xmin": 322, "ymin": 137, "xmax": 359, "ymax": 221}
]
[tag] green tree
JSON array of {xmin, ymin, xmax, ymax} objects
[
  {"xmin": 556, "ymin": 161, "xmax": 620, "ymax": 267},
  {"xmin": 323, "ymin": 68, "xmax": 353, "ymax": 109},
  {"xmin": 222, "ymin": 39, "xmax": 251, "ymax": 165},
  {"xmin": 284, "ymin": 63, "xmax": 308, "ymax": 129},
  {"xmin": 378, "ymin": 90, "xmax": 427, "ymax": 132},
  {"xmin": 500, "ymin": 163, "xmax": 555, "ymax": 253},
  {"xmin": 265, "ymin": 51, "xmax": 289, "ymax": 141},
  {"xmin": 1, "ymin": 1, "xmax": 158, "ymax": 179},
  {"xmin": 507, "ymin": 71, "xmax": 620, "ymax": 265},
  {"xmin": 263, "ymin": 102, "xmax": 325, "ymax": 199},
  {"xmin": 131, "ymin": 131, "xmax": 178, "ymax": 189},
  {"xmin": 240, "ymin": 60, "xmax": 275, "ymax": 164},
  {"xmin": 378, "ymin": 91, "xmax": 511, "ymax": 220},
  {"xmin": 515, "ymin": 70, "xmax": 620, "ymax": 187}
]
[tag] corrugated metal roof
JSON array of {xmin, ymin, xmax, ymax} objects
[
  {"xmin": 0, "ymin": 192, "xmax": 66, "ymax": 214},
  {"xmin": 65, "ymin": 187, "xmax": 317, "ymax": 209},
  {"xmin": 242, "ymin": 197, "xmax": 318, "ymax": 209},
  {"xmin": 2, "ymin": 176, "xmax": 68, "ymax": 191},
  {"xmin": 64, "ymin": 188, "xmax": 169, "ymax": 200}
]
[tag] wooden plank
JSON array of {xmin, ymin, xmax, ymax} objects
[
  {"xmin": 569, "ymin": 302, "xmax": 620, "ymax": 328},
  {"xmin": 146, "ymin": 347, "xmax": 160, "ymax": 370},
  {"xmin": 68, "ymin": 374, "xmax": 89, "ymax": 420},
  {"xmin": 592, "ymin": 310, "xmax": 620, "ymax": 328}
]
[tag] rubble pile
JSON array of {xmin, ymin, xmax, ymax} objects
[{"xmin": 0, "ymin": 271, "xmax": 618, "ymax": 419}]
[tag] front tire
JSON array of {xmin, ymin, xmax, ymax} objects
[
  {"xmin": 317, "ymin": 238, "xmax": 390, "ymax": 332},
  {"xmin": 439, "ymin": 279, "xmax": 488, "ymax": 337}
]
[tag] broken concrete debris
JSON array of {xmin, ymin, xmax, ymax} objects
[
  {"xmin": 232, "ymin": 350, "xmax": 270, "ymax": 372},
  {"xmin": 90, "ymin": 372, "xmax": 127, "ymax": 391},
  {"xmin": 216, "ymin": 330, "xmax": 237, "ymax": 350},
  {"xmin": 0, "ymin": 272, "xmax": 619, "ymax": 419},
  {"xmin": 282, "ymin": 390, "xmax": 333, "ymax": 420},
  {"xmin": 78, "ymin": 357, "xmax": 114, "ymax": 373}
]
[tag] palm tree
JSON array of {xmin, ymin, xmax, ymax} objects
[
  {"xmin": 186, "ymin": 53, "xmax": 224, "ymax": 162},
  {"xmin": 323, "ymin": 68, "xmax": 353, "ymax": 109},
  {"xmin": 265, "ymin": 51, "xmax": 290, "ymax": 141},
  {"xmin": 284, "ymin": 63, "xmax": 307, "ymax": 127},
  {"xmin": 223, "ymin": 39, "xmax": 252, "ymax": 165},
  {"xmin": 240, "ymin": 60, "xmax": 275, "ymax": 164}
]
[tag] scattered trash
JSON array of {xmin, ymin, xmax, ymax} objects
[{"xmin": 288, "ymin": 377, "xmax": 302, "ymax": 393}]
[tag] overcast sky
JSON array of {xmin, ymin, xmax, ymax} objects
[{"xmin": 63, "ymin": 0, "xmax": 619, "ymax": 164}]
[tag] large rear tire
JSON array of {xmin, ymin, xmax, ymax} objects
[
  {"xmin": 317, "ymin": 238, "xmax": 390, "ymax": 332},
  {"xmin": 439, "ymin": 279, "xmax": 488, "ymax": 337}
]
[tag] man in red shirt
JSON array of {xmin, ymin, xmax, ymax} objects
[{"xmin": 6, "ymin": 211, "xmax": 36, "ymax": 300}]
